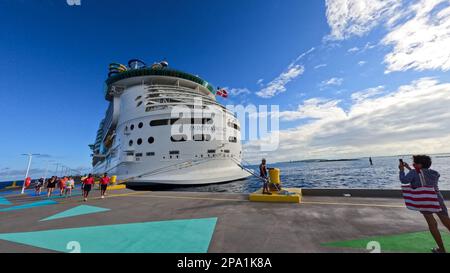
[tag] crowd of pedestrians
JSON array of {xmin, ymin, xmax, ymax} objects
[{"xmin": 34, "ymin": 173, "xmax": 111, "ymax": 201}]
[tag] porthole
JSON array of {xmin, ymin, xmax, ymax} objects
[
  {"xmin": 130, "ymin": 124, "xmax": 135, "ymax": 131},
  {"xmin": 128, "ymin": 140, "xmax": 133, "ymax": 146},
  {"xmin": 137, "ymin": 101, "xmax": 143, "ymax": 107},
  {"xmin": 137, "ymin": 138, "xmax": 143, "ymax": 145},
  {"xmin": 148, "ymin": 137, "xmax": 154, "ymax": 144},
  {"xmin": 138, "ymin": 122, "xmax": 143, "ymax": 128},
  {"xmin": 135, "ymin": 95, "xmax": 142, "ymax": 101}
]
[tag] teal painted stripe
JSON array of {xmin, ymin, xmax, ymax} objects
[
  {"xmin": 41, "ymin": 205, "xmax": 110, "ymax": 221},
  {"xmin": 0, "ymin": 217, "xmax": 218, "ymax": 253},
  {"xmin": 0, "ymin": 196, "xmax": 12, "ymax": 206},
  {"xmin": 0, "ymin": 200, "xmax": 58, "ymax": 212}
]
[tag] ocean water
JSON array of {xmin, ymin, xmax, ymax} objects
[
  {"xmin": 2, "ymin": 155, "xmax": 450, "ymax": 193},
  {"xmin": 171, "ymin": 155, "xmax": 450, "ymax": 193}
]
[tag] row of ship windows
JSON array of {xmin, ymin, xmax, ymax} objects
[
  {"xmin": 128, "ymin": 136, "xmax": 237, "ymax": 146},
  {"xmin": 127, "ymin": 150, "xmax": 238, "ymax": 160},
  {"xmin": 125, "ymin": 119, "xmax": 240, "ymax": 131},
  {"xmin": 130, "ymin": 149, "xmax": 232, "ymax": 156}
]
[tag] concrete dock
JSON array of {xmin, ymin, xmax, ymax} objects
[{"xmin": 0, "ymin": 187, "xmax": 449, "ymax": 253}]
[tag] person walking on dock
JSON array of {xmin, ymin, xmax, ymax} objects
[
  {"xmin": 46, "ymin": 176, "xmax": 57, "ymax": 198},
  {"xmin": 80, "ymin": 174, "xmax": 87, "ymax": 197},
  {"xmin": 260, "ymin": 159, "xmax": 271, "ymax": 195},
  {"xmin": 399, "ymin": 155, "xmax": 450, "ymax": 253},
  {"xmin": 369, "ymin": 157, "xmax": 373, "ymax": 166},
  {"xmin": 35, "ymin": 177, "xmax": 44, "ymax": 196},
  {"xmin": 59, "ymin": 176, "xmax": 67, "ymax": 196},
  {"xmin": 99, "ymin": 173, "xmax": 110, "ymax": 199},
  {"xmin": 82, "ymin": 174, "xmax": 94, "ymax": 202},
  {"xmin": 65, "ymin": 176, "xmax": 74, "ymax": 197}
]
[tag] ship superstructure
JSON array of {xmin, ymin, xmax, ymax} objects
[{"xmin": 90, "ymin": 59, "xmax": 250, "ymax": 185}]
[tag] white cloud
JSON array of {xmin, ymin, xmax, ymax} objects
[
  {"xmin": 293, "ymin": 47, "xmax": 315, "ymax": 63},
  {"xmin": 278, "ymin": 98, "xmax": 346, "ymax": 121},
  {"xmin": 358, "ymin": 61, "xmax": 367, "ymax": 66},
  {"xmin": 382, "ymin": 0, "xmax": 450, "ymax": 72},
  {"xmin": 227, "ymin": 87, "xmax": 251, "ymax": 96},
  {"xmin": 348, "ymin": 42, "xmax": 377, "ymax": 54},
  {"xmin": 314, "ymin": 64, "xmax": 327, "ymax": 69},
  {"xmin": 363, "ymin": 42, "xmax": 376, "ymax": 51},
  {"xmin": 348, "ymin": 47, "xmax": 359, "ymax": 53},
  {"xmin": 351, "ymin": 85, "xmax": 384, "ymax": 101},
  {"xmin": 244, "ymin": 78, "xmax": 450, "ymax": 163},
  {"xmin": 325, "ymin": 0, "xmax": 450, "ymax": 73},
  {"xmin": 256, "ymin": 48, "xmax": 314, "ymax": 98},
  {"xmin": 256, "ymin": 65, "xmax": 305, "ymax": 98},
  {"xmin": 256, "ymin": 79, "xmax": 264, "ymax": 85},
  {"xmin": 325, "ymin": 0, "xmax": 402, "ymax": 40},
  {"xmin": 320, "ymin": 77, "xmax": 344, "ymax": 88}
]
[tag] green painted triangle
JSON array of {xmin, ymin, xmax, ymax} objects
[
  {"xmin": 323, "ymin": 231, "xmax": 450, "ymax": 253},
  {"xmin": 40, "ymin": 205, "xmax": 110, "ymax": 221},
  {"xmin": 0, "ymin": 217, "xmax": 217, "ymax": 253}
]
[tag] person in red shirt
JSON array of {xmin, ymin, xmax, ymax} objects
[
  {"xmin": 83, "ymin": 173, "xmax": 95, "ymax": 202},
  {"xmin": 99, "ymin": 173, "xmax": 110, "ymax": 199},
  {"xmin": 59, "ymin": 177, "xmax": 67, "ymax": 196}
]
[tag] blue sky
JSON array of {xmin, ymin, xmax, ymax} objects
[{"xmin": 1, "ymin": 0, "xmax": 450, "ymax": 180}]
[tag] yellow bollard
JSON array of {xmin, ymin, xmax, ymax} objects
[
  {"xmin": 269, "ymin": 168, "xmax": 281, "ymax": 185},
  {"xmin": 249, "ymin": 168, "xmax": 302, "ymax": 203},
  {"xmin": 107, "ymin": 175, "xmax": 125, "ymax": 190},
  {"xmin": 6, "ymin": 181, "xmax": 19, "ymax": 189}
]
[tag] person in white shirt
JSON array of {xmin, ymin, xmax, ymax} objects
[{"xmin": 65, "ymin": 176, "xmax": 75, "ymax": 197}]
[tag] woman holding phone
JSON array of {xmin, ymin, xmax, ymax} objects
[{"xmin": 399, "ymin": 155, "xmax": 450, "ymax": 253}]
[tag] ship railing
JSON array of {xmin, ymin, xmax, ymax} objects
[
  {"xmin": 144, "ymin": 102, "xmax": 233, "ymax": 115},
  {"xmin": 144, "ymin": 84, "xmax": 216, "ymax": 99},
  {"xmin": 105, "ymin": 68, "xmax": 216, "ymax": 94}
]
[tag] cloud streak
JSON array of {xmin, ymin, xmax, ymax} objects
[
  {"xmin": 320, "ymin": 77, "xmax": 344, "ymax": 89},
  {"xmin": 256, "ymin": 48, "xmax": 314, "ymax": 98}
]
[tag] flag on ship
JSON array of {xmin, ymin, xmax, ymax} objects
[{"xmin": 216, "ymin": 88, "xmax": 228, "ymax": 98}]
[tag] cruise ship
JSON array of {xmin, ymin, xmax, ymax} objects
[{"xmin": 89, "ymin": 59, "xmax": 250, "ymax": 186}]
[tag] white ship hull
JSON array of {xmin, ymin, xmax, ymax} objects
[
  {"xmin": 94, "ymin": 157, "xmax": 249, "ymax": 185},
  {"xmin": 91, "ymin": 64, "xmax": 250, "ymax": 186}
]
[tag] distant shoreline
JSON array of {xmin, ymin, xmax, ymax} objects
[
  {"xmin": 288, "ymin": 159, "xmax": 361, "ymax": 163},
  {"xmin": 281, "ymin": 153, "xmax": 450, "ymax": 165}
]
